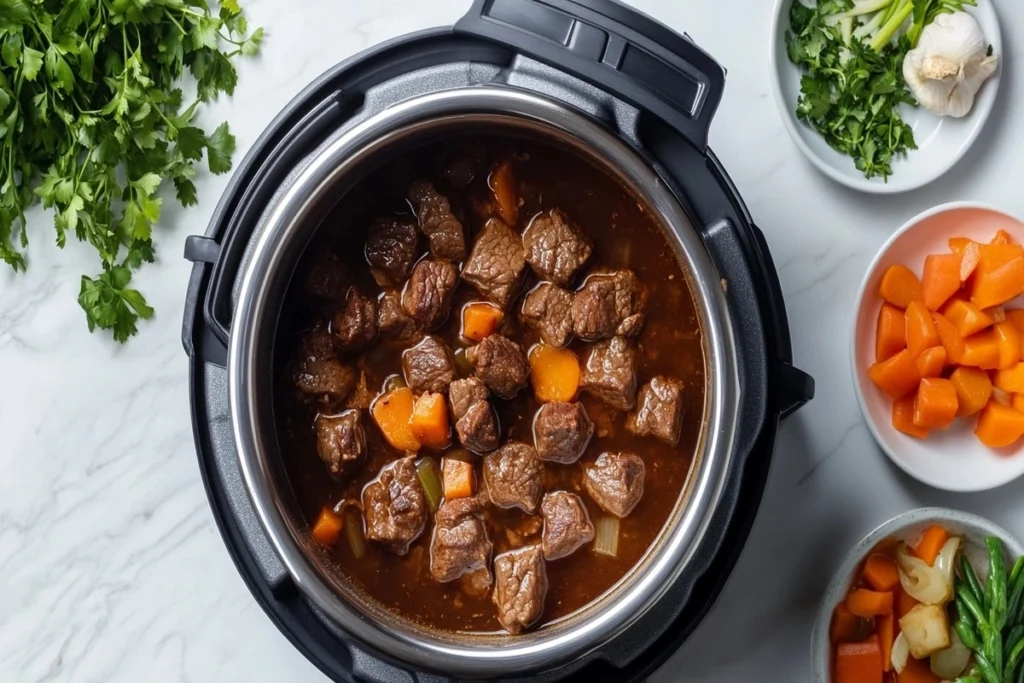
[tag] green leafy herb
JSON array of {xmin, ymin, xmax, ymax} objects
[
  {"xmin": 785, "ymin": 0, "xmax": 975, "ymax": 181},
  {"xmin": 0, "ymin": 0, "xmax": 262, "ymax": 342}
]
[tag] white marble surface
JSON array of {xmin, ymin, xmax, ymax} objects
[{"xmin": 2, "ymin": 0, "xmax": 1023, "ymax": 681}]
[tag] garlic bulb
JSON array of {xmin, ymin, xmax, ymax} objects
[{"xmin": 903, "ymin": 12, "xmax": 998, "ymax": 118}]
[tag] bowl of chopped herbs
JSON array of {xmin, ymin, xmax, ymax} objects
[{"xmin": 769, "ymin": 0, "xmax": 1002, "ymax": 193}]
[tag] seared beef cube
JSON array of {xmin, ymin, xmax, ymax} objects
[
  {"xmin": 430, "ymin": 496, "xmax": 493, "ymax": 583},
  {"xmin": 457, "ymin": 402, "xmax": 500, "ymax": 455},
  {"xmin": 362, "ymin": 457, "xmax": 427, "ymax": 554},
  {"xmin": 492, "ymin": 545, "xmax": 548, "ymax": 634},
  {"xmin": 365, "ymin": 216, "xmax": 419, "ymax": 287},
  {"xmin": 627, "ymin": 376, "xmax": 686, "ymax": 445},
  {"xmin": 292, "ymin": 327, "xmax": 357, "ymax": 403},
  {"xmin": 449, "ymin": 378, "xmax": 499, "ymax": 453},
  {"xmin": 462, "ymin": 218, "xmax": 526, "ymax": 309},
  {"xmin": 301, "ymin": 249, "xmax": 349, "ymax": 302},
  {"xmin": 541, "ymin": 492, "xmax": 594, "ymax": 560},
  {"xmin": 402, "ymin": 335, "xmax": 455, "ymax": 394},
  {"xmin": 521, "ymin": 282, "xmax": 574, "ymax": 348},
  {"xmin": 584, "ymin": 452, "xmax": 645, "ymax": 518},
  {"xmin": 377, "ymin": 290, "xmax": 419, "ymax": 341},
  {"xmin": 332, "ymin": 287, "xmax": 378, "ymax": 353},
  {"xmin": 467, "ymin": 334, "xmax": 529, "ymax": 399},
  {"xmin": 533, "ymin": 402, "xmax": 593, "ymax": 464},
  {"xmin": 523, "ymin": 209, "xmax": 592, "ymax": 286},
  {"xmin": 314, "ymin": 410, "xmax": 366, "ymax": 476},
  {"xmin": 573, "ymin": 269, "xmax": 645, "ymax": 340},
  {"xmin": 408, "ymin": 180, "xmax": 466, "ymax": 260},
  {"xmin": 402, "ymin": 258, "xmax": 459, "ymax": 329},
  {"xmin": 580, "ymin": 337, "xmax": 637, "ymax": 410},
  {"xmin": 483, "ymin": 441, "xmax": 543, "ymax": 513}
]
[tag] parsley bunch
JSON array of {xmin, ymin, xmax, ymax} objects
[
  {"xmin": 785, "ymin": 0, "xmax": 975, "ymax": 182},
  {"xmin": 0, "ymin": 0, "xmax": 262, "ymax": 341}
]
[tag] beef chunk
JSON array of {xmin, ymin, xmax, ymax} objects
[
  {"xmin": 408, "ymin": 180, "xmax": 466, "ymax": 260},
  {"xmin": 430, "ymin": 496, "xmax": 493, "ymax": 583},
  {"xmin": 402, "ymin": 335, "xmax": 455, "ymax": 394},
  {"xmin": 301, "ymin": 249, "xmax": 349, "ymax": 302},
  {"xmin": 523, "ymin": 209, "xmax": 592, "ymax": 286},
  {"xmin": 521, "ymin": 282, "xmax": 574, "ymax": 348},
  {"xmin": 492, "ymin": 545, "xmax": 547, "ymax": 634},
  {"xmin": 292, "ymin": 327, "xmax": 357, "ymax": 403},
  {"xmin": 365, "ymin": 216, "xmax": 419, "ymax": 287},
  {"xmin": 580, "ymin": 336, "xmax": 638, "ymax": 410},
  {"xmin": 362, "ymin": 457, "xmax": 427, "ymax": 554},
  {"xmin": 377, "ymin": 290, "xmax": 419, "ymax": 341},
  {"xmin": 402, "ymin": 258, "xmax": 459, "ymax": 329},
  {"xmin": 467, "ymin": 334, "xmax": 529, "ymax": 399},
  {"xmin": 572, "ymin": 269, "xmax": 645, "ymax": 340},
  {"xmin": 483, "ymin": 442, "xmax": 543, "ymax": 513},
  {"xmin": 533, "ymin": 402, "xmax": 593, "ymax": 464},
  {"xmin": 332, "ymin": 287, "xmax": 378, "ymax": 353},
  {"xmin": 584, "ymin": 452, "xmax": 645, "ymax": 518},
  {"xmin": 627, "ymin": 376, "xmax": 686, "ymax": 445},
  {"xmin": 449, "ymin": 377, "xmax": 499, "ymax": 453},
  {"xmin": 314, "ymin": 410, "xmax": 366, "ymax": 476},
  {"xmin": 541, "ymin": 492, "xmax": 594, "ymax": 560},
  {"xmin": 462, "ymin": 218, "xmax": 526, "ymax": 309}
]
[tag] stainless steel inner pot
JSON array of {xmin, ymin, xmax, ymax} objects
[{"xmin": 228, "ymin": 85, "xmax": 741, "ymax": 678}]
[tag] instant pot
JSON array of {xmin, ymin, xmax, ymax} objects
[{"xmin": 181, "ymin": 1, "xmax": 815, "ymax": 681}]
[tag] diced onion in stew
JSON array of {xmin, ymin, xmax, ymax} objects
[
  {"xmin": 344, "ymin": 509, "xmax": 367, "ymax": 560},
  {"xmin": 594, "ymin": 515, "xmax": 620, "ymax": 557},
  {"xmin": 416, "ymin": 457, "xmax": 443, "ymax": 512}
]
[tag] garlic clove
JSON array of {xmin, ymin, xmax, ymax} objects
[{"xmin": 903, "ymin": 12, "xmax": 998, "ymax": 118}]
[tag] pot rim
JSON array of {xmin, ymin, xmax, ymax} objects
[{"xmin": 227, "ymin": 85, "xmax": 740, "ymax": 677}]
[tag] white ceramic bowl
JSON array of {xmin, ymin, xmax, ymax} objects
[
  {"xmin": 811, "ymin": 508, "xmax": 1023, "ymax": 682},
  {"xmin": 852, "ymin": 202, "xmax": 1024, "ymax": 491},
  {"xmin": 769, "ymin": 0, "xmax": 1003, "ymax": 194}
]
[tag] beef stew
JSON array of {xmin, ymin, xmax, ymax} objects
[{"xmin": 275, "ymin": 135, "xmax": 707, "ymax": 634}]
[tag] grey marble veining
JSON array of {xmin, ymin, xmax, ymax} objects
[{"xmin": 2, "ymin": 0, "xmax": 1023, "ymax": 681}]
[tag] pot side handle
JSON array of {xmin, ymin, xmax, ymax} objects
[{"xmin": 454, "ymin": 0, "xmax": 725, "ymax": 151}]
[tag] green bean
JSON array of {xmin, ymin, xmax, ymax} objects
[
  {"xmin": 1007, "ymin": 635, "xmax": 1024, "ymax": 682},
  {"xmin": 1012, "ymin": 562, "xmax": 1024, "ymax": 627},
  {"xmin": 1011, "ymin": 556, "xmax": 1024, "ymax": 587},
  {"xmin": 961, "ymin": 581, "xmax": 990, "ymax": 624},
  {"xmin": 988, "ymin": 537, "xmax": 1009, "ymax": 631},
  {"xmin": 975, "ymin": 652, "xmax": 1002, "ymax": 683},
  {"xmin": 957, "ymin": 616, "xmax": 982, "ymax": 651},
  {"xmin": 1017, "ymin": 660, "xmax": 1024, "ymax": 683},
  {"xmin": 963, "ymin": 554, "xmax": 987, "ymax": 606},
  {"xmin": 986, "ymin": 625, "xmax": 1004, "ymax": 679}
]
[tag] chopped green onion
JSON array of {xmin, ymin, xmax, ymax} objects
[
  {"xmin": 384, "ymin": 374, "xmax": 408, "ymax": 393},
  {"xmin": 416, "ymin": 457, "xmax": 443, "ymax": 512},
  {"xmin": 869, "ymin": 0, "xmax": 912, "ymax": 52},
  {"xmin": 452, "ymin": 347, "xmax": 474, "ymax": 378},
  {"xmin": 344, "ymin": 510, "xmax": 367, "ymax": 560},
  {"xmin": 834, "ymin": 0, "xmax": 894, "ymax": 19},
  {"xmin": 853, "ymin": 10, "xmax": 886, "ymax": 40},
  {"xmin": 594, "ymin": 515, "xmax": 620, "ymax": 557}
]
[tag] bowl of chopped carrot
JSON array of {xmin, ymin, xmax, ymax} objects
[
  {"xmin": 852, "ymin": 202, "xmax": 1024, "ymax": 491},
  {"xmin": 811, "ymin": 508, "xmax": 1024, "ymax": 683}
]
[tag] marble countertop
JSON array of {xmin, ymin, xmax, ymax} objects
[{"xmin": 3, "ymin": 0, "xmax": 1024, "ymax": 681}]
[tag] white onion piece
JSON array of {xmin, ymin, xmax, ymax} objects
[
  {"xmin": 897, "ymin": 537, "xmax": 960, "ymax": 605},
  {"xmin": 892, "ymin": 632, "xmax": 910, "ymax": 674},
  {"xmin": 930, "ymin": 626, "xmax": 971, "ymax": 679}
]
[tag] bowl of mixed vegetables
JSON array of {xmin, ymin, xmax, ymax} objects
[
  {"xmin": 812, "ymin": 508, "xmax": 1024, "ymax": 683},
  {"xmin": 769, "ymin": 0, "xmax": 1002, "ymax": 193},
  {"xmin": 852, "ymin": 203, "xmax": 1024, "ymax": 491}
]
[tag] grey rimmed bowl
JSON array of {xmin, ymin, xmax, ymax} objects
[{"xmin": 810, "ymin": 508, "xmax": 1024, "ymax": 682}]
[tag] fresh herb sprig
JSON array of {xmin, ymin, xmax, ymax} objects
[
  {"xmin": 0, "ymin": 0, "xmax": 262, "ymax": 341},
  {"xmin": 784, "ymin": 0, "xmax": 976, "ymax": 182}
]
